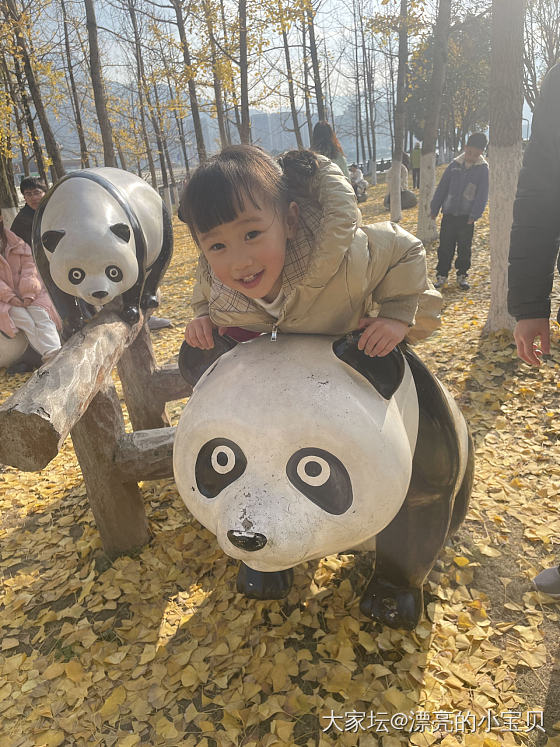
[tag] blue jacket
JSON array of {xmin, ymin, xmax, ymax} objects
[{"xmin": 430, "ymin": 154, "xmax": 489, "ymax": 221}]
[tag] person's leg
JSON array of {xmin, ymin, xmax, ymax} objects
[
  {"xmin": 435, "ymin": 214, "xmax": 458, "ymax": 279},
  {"xmin": 9, "ymin": 306, "xmax": 60, "ymax": 358},
  {"xmin": 455, "ymin": 217, "xmax": 474, "ymax": 276}
]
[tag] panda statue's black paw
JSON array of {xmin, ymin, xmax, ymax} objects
[
  {"xmin": 141, "ymin": 293, "xmax": 159, "ymax": 309},
  {"xmin": 120, "ymin": 306, "xmax": 140, "ymax": 325},
  {"xmin": 360, "ymin": 577, "xmax": 423, "ymax": 630},
  {"xmin": 236, "ymin": 563, "xmax": 294, "ymax": 600}
]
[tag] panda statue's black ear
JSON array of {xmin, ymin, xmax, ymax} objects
[
  {"xmin": 178, "ymin": 331, "xmax": 238, "ymax": 389},
  {"xmin": 110, "ymin": 223, "xmax": 131, "ymax": 242},
  {"xmin": 333, "ymin": 330, "xmax": 405, "ymax": 400},
  {"xmin": 41, "ymin": 230, "xmax": 65, "ymax": 253}
]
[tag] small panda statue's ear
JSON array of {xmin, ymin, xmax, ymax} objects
[
  {"xmin": 41, "ymin": 230, "xmax": 65, "ymax": 253},
  {"xmin": 110, "ymin": 223, "xmax": 131, "ymax": 242},
  {"xmin": 333, "ymin": 330, "xmax": 405, "ymax": 400}
]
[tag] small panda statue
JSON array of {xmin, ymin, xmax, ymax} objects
[
  {"xmin": 32, "ymin": 168, "xmax": 173, "ymax": 331},
  {"xmin": 173, "ymin": 332, "xmax": 474, "ymax": 630}
]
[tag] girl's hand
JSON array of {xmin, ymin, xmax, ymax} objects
[
  {"xmin": 11, "ymin": 296, "xmax": 24, "ymax": 307},
  {"xmin": 357, "ymin": 317, "xmax": 408, "ymax": 357},
  {"xmin": 22, "ymin": 297, "xmax": 34, "ymax": 307},
  {"xmin": 184, "ymin": 315, "xmax": 227, "ymax": 349}
]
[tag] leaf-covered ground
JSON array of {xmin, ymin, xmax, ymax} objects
[{"xmin": 1, "ymin": 177, "xmax": 559, "ymax": 747}]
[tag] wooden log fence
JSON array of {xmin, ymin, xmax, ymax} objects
[{"xmin": 0, "ymin": 309, "xmax": 191, "ymax": 556}]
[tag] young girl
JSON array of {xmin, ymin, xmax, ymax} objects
[
  {"xmin": 179, "ymin": 146, "xmax": 441, "ymax": 356},
  {"xmin": 0, "ymin": 213, "xmax": 61, "ymax": 364}
]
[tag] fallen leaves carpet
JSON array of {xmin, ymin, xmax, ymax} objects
[{"xmin": 0, "ymin": 178, "xmax": 559, "ymax": 746}]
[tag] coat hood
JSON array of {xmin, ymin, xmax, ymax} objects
[{"xmin": 454, "ymin": 152, "xmax": 488, "ymax": 168}]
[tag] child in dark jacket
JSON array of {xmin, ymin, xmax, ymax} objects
[{"xmin": 431, "ymin": 132, "xmax": 489, "ymax": 291}]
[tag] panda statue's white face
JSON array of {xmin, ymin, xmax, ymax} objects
[
  {"xmin": 40, "ymin": 178, "xmax": 138, "ymax": 306},
  {"xmin": 173, "ymin": 335, "xmax": 420, "ymax": 573},
  {"xmin": 38, "ymin": 168, "xmax": 164, "ymax": 307}
]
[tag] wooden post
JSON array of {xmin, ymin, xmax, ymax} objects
[
  {"xmin": 115, "ymin": 427, "xmax": 176, "ymax": 482},
  {"xmin": 117, "ymin": 323, "xmax": 171, "ymax": 430},
  {"xmin": 0, "ymin": 310, "xmax": 142, "ymax": 471},
  {"xmin": 71, "ymin": 381, "xmax": 151, "ymax": 557}
]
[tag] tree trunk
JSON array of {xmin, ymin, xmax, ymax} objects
[
  {"xmin": 173, "ymin": 0, "xmax": 207, "ymax": 163},
  {"xmin": 5, "ymin": 0, "xmax": 65, "ymax": 178},
  {"xmin": 484, "ymin": 0, "xmax": 526, "ymax": 334},
  {"xmin": 203, "ymin": 0, "xmax": 228, "ymax": 148},
  {"xmin": 280, "ymin": 5, "xmax": 303, "ymax": 150},
  {"xmin": 302, "ymin": 23, "xmax": 313, "ymax": 144},
  {"xmin": 84, "ymin": 0, "xmax": 117, "ymax": 167},
  {"xmin": 238, "ymin": 0, "xmax": 251, "ymax": 143},
  {"xmin": 11, "ymin": 55, "xmax": 48, "ymax": 184},
  {"xmin": 417, "ymin": 0, "xmax": 451, "ymax": 244},
  {"xmin": 61, "ymin": 0, "xmax": 90, "ymax": 168},
  {"xmin": 390, "ymin": 0, "xmax": 408, "ymax": 223},
  {"xmin": 306, "ymin": 5, "xmax": 325, "ymax": 121}
]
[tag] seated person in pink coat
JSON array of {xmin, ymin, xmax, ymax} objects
[{"xmin": 0, "ymin": 213, "xmax": 61, "ymax": 367}]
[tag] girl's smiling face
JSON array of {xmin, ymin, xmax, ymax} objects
[{"xmin": 197, "ymin": 199, "xmax": 299, "ymax": 303}]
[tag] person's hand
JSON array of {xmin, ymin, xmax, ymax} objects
[
  {"xmin": 357, "ymin": 317, "xmax": 409, "ymax": 357},
  {"xmin": 514, "ymin": 318, "xmax": 550, "ymax": 366},
  {"xmin": 184, "ymin": 315, "xmax": 226, "ymax": 349},
  {"xmin": 22, "ymin": 297, "xmax": 34, "ymax": 307},
  {"xmin": 10, "ymin": 296, "xmax": 24, "ymax": 307}
]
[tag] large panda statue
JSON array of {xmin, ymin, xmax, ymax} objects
[
  {"xmin": 32, "ymin": 168, "xmax": 173, "ymax": 332},
  {"xmin": 173, "ymin": 332, "xmax": 474, "ymax": 631}
]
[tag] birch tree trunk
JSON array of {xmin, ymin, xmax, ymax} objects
[
  {"xmin": 483, "ymin": 0, "xmax": 526, "ymax": 334},
  {"xmin": 390, "ymin": 0, "xmax": 408, "ymax": 223},
  {"xmin": 417, "ymin": 0, "xmax": 451, "ymax": 244}
]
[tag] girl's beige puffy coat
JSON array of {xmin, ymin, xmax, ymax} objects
[{"xmin": 192, "ymin": 156, "xmax": 441, "ymax": 344}]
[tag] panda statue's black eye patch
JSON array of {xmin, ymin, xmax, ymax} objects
[
  {"xmin": 68, "ymin": 267, "xmax": 85, "ymax": 285},
  {"xmin": 196, "ymin": 438, "xmax": 247, "ymax": 499},
  {"xmin": 110, "ymin": 223, "xmax": 131, "ymax": 242},
  {"xmin": 286, "ymin": 448, "xmax": 353, "ymax": 515},
  {"xmin": 106, "ymin": 265, "xmax": 123, "ymax": 282}
]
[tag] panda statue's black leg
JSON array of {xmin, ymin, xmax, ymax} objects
[
  {"xmin": 140, "ymin": 204, "xmax": 173, "ymax": 312},
  {"xmin": 360, "ymin": 347, "xmax": 472, "ymax": 630},
  {"xmin": 236, "ymin": 563, "xmax": 294, "ymax": 600}
]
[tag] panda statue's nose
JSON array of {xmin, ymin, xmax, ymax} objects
[
  {"xmin": 92, "ymin": 290, "xmax": 109, "ymax": 299},
  {"xmin": 227, "ymin": 530, "xmax": 267, "ymax": 551}
]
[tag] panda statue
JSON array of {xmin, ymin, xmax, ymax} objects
[
  {"xmin": 0, "ymin": 331, "xmax": 28, "ymax": 370},
  {"xmin": 32, "ymin": 168, "xmax": 173, "ymax": 332},
  {"xmin": 173, "ymin": 332, "xmax": 474, "ymax": 631}
]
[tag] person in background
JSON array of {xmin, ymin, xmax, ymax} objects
[
  {"xmin": 411, "ymin": 143, "xmax": 422, "ymax": 189},
  {"xmin": 349, "ymin": 163, "xmax": 368, "ymax": 202},
  {"xmin": 310, "ymin": 121, "xmax": 350, "ymax": 179},
  {"xmin": 10, "ymin": 177, "xmax": 47, "ymax": 248},
  {"xmin": 508, "ymin": 62, "xmax": 560, "ymax": 599},
  {"xmin": 431, "ymin": 132, "xmax": 489, "ymax": 291}
]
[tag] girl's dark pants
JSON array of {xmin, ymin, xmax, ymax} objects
[{"xmin": 435, "ymin": 213, "xmax": 474, "ymax": 277}]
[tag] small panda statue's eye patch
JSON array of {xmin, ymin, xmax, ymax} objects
[
  {"xmin": 68, "ymin": 267, "xmax": 85, "ymax": 285},
  {"xmin": 196, "ymin": 438, "xmax": 247, "ymax": 498},
  {"xmin": 287, "ymin": 448, "xmax": 353, "ymax": 514},
  {"xmin": 106, "ymin": 265, "xmax": 124, "ymax": 282},
  {"xmin": 110, "ymin": 223, "xmax": 131, "ymax": 242}
]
